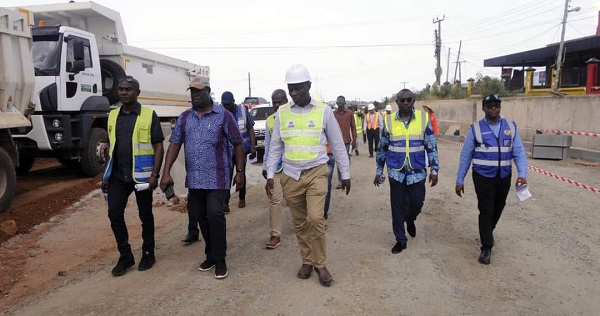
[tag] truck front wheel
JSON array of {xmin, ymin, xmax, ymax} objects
[
  {"xmin": 80, "ymin": 128, "xmax": 108, "ymax": 177},
  {"xmin": 0, "ymin": 147, "xmax": 16, "ymax": 212}
]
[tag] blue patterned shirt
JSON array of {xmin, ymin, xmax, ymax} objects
[
  {"xmin": 169, "ymin": 105, "xmax": 243, "ymax": 189},
  {"xmin": 376, "ymin": 109, "xmax": 440, "ymax": 184}
]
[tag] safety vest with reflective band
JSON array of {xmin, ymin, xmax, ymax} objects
[
  {"xmin": 471, "ymin": 118, "xmax": 515, "ymax": 178},
  {"xmin": 236, "ymin": 105, "xmax": 252, "ymax": 152},
  {"xmin": 266, "ymin": 113, "xmax": 283, "ymax": 173},
  {"xmin": 103, "ymin": 106, "xmax": 155, "ymax": 183},
  {"xmin": 384, "ymin": 110, "xmax": 429, "ymax": 171},
  {"xmin": 366, "ymin": 111, "xmax": 379, "ymax": 129},
  {"xmin": 278, "ymin": 102, "xmax": 326, "ymax": 161},
  {"xmin": 354, "ymin": 113, "xmax": 363, "ymax": 134}
]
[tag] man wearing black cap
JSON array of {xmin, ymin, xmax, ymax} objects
[
  {"xmin": 101, "ymin": 75, "xmax": 165, "ymax": 276},
  {"xmin": 455, "ymin": 94, "xmax": 528, "ymax": 265},
  {"xmin": 221, "ymin": 91, "xmax": 256, "ymax": 210}
]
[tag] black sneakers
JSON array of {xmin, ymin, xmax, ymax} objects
[
  {"xmin": 111, "ymin": 254, "xmax": 135, "ymax": 277},
  {"xmin": 478, "ymin": 249, "xmax": 491, "ymax": 265},
  {"xmin": 214, "ymin": 260, "xmax": 228, "ymax": 279},
  {"xmin": 138, "ymin": 251, "xmax": 156, "ymax": 271},
  {"xmin": 198, "ymin": 258, "xmax": 216, "ymax": 271},
  {"xmin": 391, "ymin": 242, "xmax": 407, "ymax": 254}
]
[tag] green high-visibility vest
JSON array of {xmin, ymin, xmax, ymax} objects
[
  {"xmin": 103, "ymin": 105, "xmax": 155, "ymax": 183},
  {"xmin": 278, "ymin": 102, "xmax": 326, "ymax": 161}
]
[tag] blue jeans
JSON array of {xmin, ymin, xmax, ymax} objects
[{"xmin": 324, "ymin": 154, "xmax": 335, "ymax": 219}]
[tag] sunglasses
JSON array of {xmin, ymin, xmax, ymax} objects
[
  {"xmin": 398, "ymin": 97, "xmax": 413, "ymax": 103},
  {"xmin": 484, "ymin": 103, "xmax": 501, "ymax": 109}
]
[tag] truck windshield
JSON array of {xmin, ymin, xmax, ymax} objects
[{"xmin": 33, "ymin": 40, "xmax": 61, "ymax": 76}]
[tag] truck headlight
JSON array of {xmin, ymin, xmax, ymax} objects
[
  {"xmin": 52, "ymin": 119, "xmax": 61, "ymax": 128},
  {"xmin": 55, "ymin": 133, "xmax": 63, "ymax": 141}
]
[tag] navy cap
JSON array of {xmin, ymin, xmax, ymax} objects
[
  {"xmin": 482, "ymin": 94, "xmax": 501, "ymax": 106},
  {"xmin": 221, "ymin": 91, "xmax": 235, "ymax": 104}
]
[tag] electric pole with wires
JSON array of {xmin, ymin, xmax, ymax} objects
[{"xmin": 433, "ymin": 16, "xmax": 445, "ymax": 85}]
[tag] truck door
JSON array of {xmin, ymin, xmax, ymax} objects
[{"xmin": 60, "ymin": 35, "xmax": 102, "ymax": 111}]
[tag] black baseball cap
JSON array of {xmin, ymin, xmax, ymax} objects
[{"xmin": 482, "ymin": 94, "xmax": 501, "ymax": 106}]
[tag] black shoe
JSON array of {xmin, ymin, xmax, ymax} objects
[
  {"xmin": 355, "ymin": 149, "xmax": 359, "ymax": 156},
  {"xmin": 406, "ymin": 222, "xmax": 416, "ymax": 238},
  {"xmin": 223, "ymin": 203, "xmax": 230, "ymax": 213},
  {"xmin": 138, "ymin": 251, "xmax": 156, "ymax": 271},
  {"xmin": 181, "ymin": 233, "xmax": 199, "ymax": 244},
  {"xmin": 214, "ymin": 260, "xmax": 228, "ymax": 279},
  {"xmin": 369, "ymin": 155, "xmax": 374, "ymax": 158},
  {"xmin": 391, "ymin": 242, "xmax": 407, "ymax": 254},
  {"xmin": 478, "ymin": 249, "xmax": 491, "ymax": 265},
  {"xmin": 111, "ymin": 254, "xmax": 135, "ymax": 277},
  {"xmin": 198, "ymin": 258, "xmax": 216, "ymax": 271}
]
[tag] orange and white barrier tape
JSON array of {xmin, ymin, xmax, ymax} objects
[{"xmin": 438, "ymin": 138, "xmax": 600, "ymax": 194}]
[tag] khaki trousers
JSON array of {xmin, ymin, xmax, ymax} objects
[
  {"xmin": 281, "ymin": 164, "xmax": 328, "ymax": 268},
  {"xmin": 269, "ymin": 173, "xmax": 283, "ymax": 237}
]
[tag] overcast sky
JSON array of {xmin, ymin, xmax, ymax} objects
[{"xmin": 6, "ymin": 0, "xmax": 600, "ymax": 102}]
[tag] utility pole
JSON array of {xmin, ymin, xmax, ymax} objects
[
  {"xmin": 248, "ymin": 72, "xmax": 251, "ymax": 97},
  {"xmin": 554, "ymin": 0, "xmax": 580, "ymax": 92},
  {"xmin": 400, "ymin": 81, "xmax": 408, "ymax": 89},
  {"xmin": 446, "ymin": 47, "xmax": 451, "ymax": 83},
  {"xmin": 433, "ymin": 16, "xmax": 445, "ymax": 85},
  {"xmin": 453, "ymin": 40, "xmax": 462, "ymax": 82}
]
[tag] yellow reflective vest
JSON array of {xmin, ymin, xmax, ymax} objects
[
  {"xmin": 103, "ymin": 106, "xmax": 155, "ymax": 183},
  {"xmin": 384, "ymin": 110, "xmax": 429, "ymax": 171},
  {"xmin": 354, "ymin": 113, "xmax": 363, "ymax": 134},
  {"xmin": 278, "ymin": 102, "xmax": 326, "ymax": 161}
]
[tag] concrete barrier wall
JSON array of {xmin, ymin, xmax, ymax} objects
[{"xmin": 416, "ymin": 95, "xmax": 600, "ymax": 151}]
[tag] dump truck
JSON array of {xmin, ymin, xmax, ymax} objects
[{"xmin": 0, "ymin": 2, "xmax": 208, "ymax": 212}]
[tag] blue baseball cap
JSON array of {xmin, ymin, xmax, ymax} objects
[{"xmin": 221, "ymin": 91, "xmax": 235, "ymax": 104}]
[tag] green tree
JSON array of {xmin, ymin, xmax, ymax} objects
[{"xmin": 475, "ymin": 72, "xmax": 506, "ymax": 96}]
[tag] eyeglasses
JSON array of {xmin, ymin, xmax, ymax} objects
[
  {"xmin": 118, "ymin": 76, "xmax": 136, "ymax": 83},
  {"xmin": 398, "ymin": 97, "xmax": 413, "ymax": 103}
]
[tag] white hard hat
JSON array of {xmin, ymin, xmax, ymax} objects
[
  {"xmin": 385, "ymin": 104, "xmax": 392, "ymax": 111},
  {"xmin": 367, "ymin": 103, "xmax": 375, "ymax": 111},
  {"xmin": 285, "ymin": 64, "xmax": 311, "ymax": 84}
]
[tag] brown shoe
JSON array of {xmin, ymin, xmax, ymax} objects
[
  {"xmin": 297, "ymin": 264, "xmax": 313, "ymax": 279},
  {"xmin": 266, "ymin": 236, "xmax": 281, "ymax": 249},
  {"xmin": 335, "ymin": 184, "xmax": 342, "ymax": 189},
  {"xmin": 314, "ymin": 266, "xmax": 333, "ymax": 287},
  {"xmin": 238, "ymin": 200, "xmax": 246, "ymax": 208}
]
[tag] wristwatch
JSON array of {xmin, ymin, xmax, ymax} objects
[{"xmin": 151, "ymin": 173, "xmax": 160, "ymax": 178}]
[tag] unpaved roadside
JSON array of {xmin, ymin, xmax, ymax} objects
[{"xmin": 1, "ymin": 140, "xmax": 599, "ymax": 315}]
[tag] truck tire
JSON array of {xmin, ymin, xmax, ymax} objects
[
  {"xmin": 0, "ymin": 147, "xmax": 16, "ymax": 212},
  {"xmin": 80, "ymin": 127, "xmax": 108, "ymax": 177},
  {"xmin": 100, "ymin": 59, "xmax": 125, "ymax": 104},
  {"xmin": 16, "ymin": 153, "xmax": 34, "ymax": 175}
]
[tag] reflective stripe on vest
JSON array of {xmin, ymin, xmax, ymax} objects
[
  {"xmin": 266, "ymin": 113, "xmax": 283, "ymax": 173},
  {"xmin": 384, "ymin": 110, "xmax": 428, "ymax": 171},
  {"xmin": 278, "ymin": 102, "xmax": 326, "ymax": 161},
  {"xmin": 354, "ymin": 113, "xmax": 363, "ymax": 134},
  {"xmin": 471, "ymin": 118, "xmax": 515, "ymax": 178},
  {"xmin": 103, "ymin": 106, "xmax": 155, "ymax": 183},
  {"xmin": 366, "ymin": 111, "xmax": 379, "ymax": 129},
  {"xmin": 236, "ymin": 105, "xmax": 251, "ymax": 152}
]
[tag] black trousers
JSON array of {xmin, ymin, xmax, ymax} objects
[
  {"xmin": 472, "ymin": 171, "xmax": 511, "ymax": 250},
  {"xmin": 188, "ymin": 189, "xmax": 229, "ymax": 261},
  {"xmin": 226, "ymin": 154, "xmax": 247, "ymax": 203},
  {"xmin": 107, "ymin": 176, "xmax": 154, "ymax": 256},
  {"xmin": 367, "ymin": 129, "xmax": 380, "ymax": 156},
  {"xmin": 390, "ymin": 178, "xmax": 426, "ymax": 243}
]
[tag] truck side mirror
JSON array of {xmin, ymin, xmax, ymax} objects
[{"xmin": 73, "ymin": 41, "xmax": 85, "ymax": 61}]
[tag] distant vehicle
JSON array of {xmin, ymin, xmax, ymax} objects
[
  {"xmin": 250, "ymin": 104, "xmax": 276, "ymax": 162},
  {"xmin": 243, "ymin": 96, "xmax": 269, "ymax": 110}
]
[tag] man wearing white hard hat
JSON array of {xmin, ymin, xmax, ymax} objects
[
  {"xmin": 265, "ymin": 64, "xmax": 350, "ymax": 287},
  {"xmin": 365, "ymin": 103, "xmax": 381, "ymax": 158}
]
